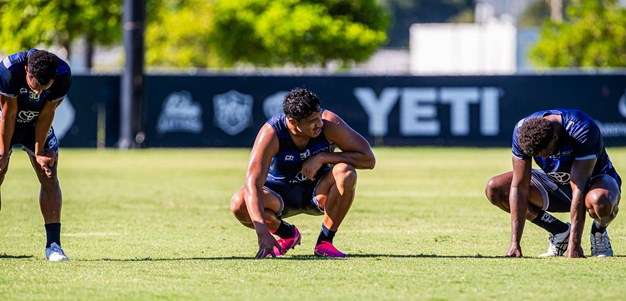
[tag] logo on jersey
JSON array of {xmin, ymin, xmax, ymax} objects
[
  {"xmin": 213, "ymin": 90, "xmax": 253, "ymax": 135},
  {"xmin": 17, "ymin": 110, "xmax": 39, "ymax": 123},
  {"xmin": 540, "ymin": 212, "xmax": 556, "ymax": 223},
  {"xmin": 28, "ymin": 91, "xmax": 41, "ymax": 102},
  {"xmin": 48, "ymin": 135, "xmax": 58, "ymax": 149},
  {"xmin": 290, "ymin": 172, "xmax": 309, "ymax": 183},
  {"xmin": 157, "ymin": 91, "xmax": 203, "ymax": 134},
  {"xmin": 19, "ymin": 87, "xmax": 41, "ymax": 103},
  {"xmin": 548, "ymin": 172, "xmax": 570, "ymax": 185},
  {"xmin": 300, "ymin": 149, "xmax": 311, "ymax": 160}
]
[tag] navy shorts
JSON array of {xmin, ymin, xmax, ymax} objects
[
  {"xmin": 263, "ymin": 170, "xmax": 330, "ymax": 218},
  {"xmin": 9, "ymin": 126, "xmax": 59, "ymax": 156},
  {"xmin": 531, "ymin": 169, "xmax": 622, "ymax": 212}
]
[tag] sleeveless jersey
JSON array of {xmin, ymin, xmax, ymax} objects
[
  {"xmin": 266, "ymin": 112, "xmax": 334, "ymax": 185},
  {"xmin": 512, "ymin": 109, "xmax": 617, "ymax": 185},
  {"xmin": 0, "ymin": 49, "xmax": 72, "ymax": 128}
]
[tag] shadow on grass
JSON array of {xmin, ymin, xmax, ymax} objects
[
  {"xmin": 75, "ymin": 253, "xmax": 599, "ymax": 261},
  {"xmin": 4, "ymin": 253, "xmax": 625, "ymax": 261},
  {"xmin": 0, "ymin": 254, "xmax": 34, "ymax": 259}
]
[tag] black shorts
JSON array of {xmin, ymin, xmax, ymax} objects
[
  {"xmin": 262, "ymin": 170, "xmax": 330, "ymax": 218},
  {"xmin": 531, "ymin": 169, "xmax": 622, "ymax": 212},
  {"xmin": 9, "ymin": 126, "xmax": 59, "ymax": 156}
]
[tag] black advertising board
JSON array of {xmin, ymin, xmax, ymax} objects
[{"xmin": 61, "ymin": 74, "xmax": 626, "ymax": 147}]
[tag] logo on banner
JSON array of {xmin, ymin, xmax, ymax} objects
[
  {"xmin": 263, "ymin": 91, "xmax": 287, "ymax": 118},
  {"xmin": 213, "ymin": 90, "xmax": 253, "ymax": 135},
  {"xmin": 51, "ymin": 97, "xmax": 76, "ymax": 139},
  {"xmin": 354, "ymin": 87, "xmax": 501, "ymax": 137},
  {"xmin": 157, "ymin": 91, "xmax": 203, "ymax": 134}
]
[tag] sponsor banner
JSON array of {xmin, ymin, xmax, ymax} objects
[
  {"xmin": 55, "ymin": 75, "xmax": 626, "ymax": 147},
  {"xmin": 143, "ymin": 74, "xmax": 626, "ymax": 147}
]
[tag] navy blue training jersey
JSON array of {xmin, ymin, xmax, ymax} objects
[
  {"xmin": 266, "ymin": 112, "xmax": 334, "ymax": 185},
  {"xmin": 0, "ymin": 49, "xmax": 71, "ymax": 128},
  {"xmin": 512, "ymin": 109, "xmax": 616, "ymax": 185}
]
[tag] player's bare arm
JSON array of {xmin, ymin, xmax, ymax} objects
[
  {"xmin": 301, "ymin": 110, "xmax": 375, "ymax": 180},
  {"xmin": 244, "ymin": 123, "xmax": 282, "ymax": 258},
  {"xmin": 566, "ymin": 158, "xmax": 596, "ymax": 258},
  {"xmin": 0, "ymin": 94, "xmax": 17, "ymax": 172},
  {"xmin": 506, "ymin": 156, "xmax": 532, "ymax": 257},
  {"xmin": 34, "ymin": 98, "xmax": 63, "ymax": 177}
]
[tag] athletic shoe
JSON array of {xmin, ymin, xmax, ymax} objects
[
  {"xmin": 45, "ymin": 242, "xmax": 69, "ymax": 261},
  {"xmin": 277, "ymin": 225, "xmax": 301, "ymax": 254},
  {"xmin": 314, "ymin": 241, "xmax": 347, "ymax": 258},
  {"xmin": 267, "ymin": 225, "xmax": 302, "ymax": 257},
  {"xmin": 538, "ymin": 222, "xmax": 570, "ymax": 258},
  {"xmin": 591, "ymin": 231, "xmax": 613, "ymax": 257}
]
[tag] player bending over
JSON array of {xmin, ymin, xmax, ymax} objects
[{"xmin": 486, "ymin": 109, "xmax": 621, "ymax": 258}]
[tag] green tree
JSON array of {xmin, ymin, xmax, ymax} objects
[
  {"xmin": 210, "ymin": 0, "xmax": 389, "ymax": 67},
  {"xmin": 145, "ymin": 0, "xmax": 217, "ymax": 68},
  {"xmin": 530, "ymin": 0, "xmax": 626, "ymax": 68},
  {"xmin": 0, "ymin": 0, "xmax": 122, "ymax": 69}
]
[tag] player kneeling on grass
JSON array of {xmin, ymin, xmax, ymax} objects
[
  {"xmin": 230, "ymin": 87, "xmax": 375, "ymax": 259},
  {"xmin": 485, "ymin": 109, "xmax": 621, "ymax": 258},
  {"xmin": 0, "ymin": 49, "xmax": 71, "ymax": 261}
]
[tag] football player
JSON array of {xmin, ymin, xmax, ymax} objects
[
  {"xmin": 486, "ymin": 109, "xmax": 621, "ymax": 258},
  {"xmin": 230, "ymin": 87, "xmax": 376, "ymax": 258},
  {"xmin": 0, "ymin": 49, "xmax": 71, "ymax": 261}
]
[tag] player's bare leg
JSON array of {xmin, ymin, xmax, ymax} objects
[
  {"xmin": 485, "ymin": 171, "xmax": 545, "ymax": 219},
  {"xmin": 230, "ymin": 187, "xmax": 301, "ymax": 256},
  {"xmin": 313, "ymin": 163, "xmax": 357, "ymax": 257},
  {"xmin": 29, "ymin": 153, "xmax": 67, "ymax": 261},
  {"xmin": 485, "ymin": 171, "xmax": 570, "ymax": 257},
  {"xmin": 586, "ymin": 175, "xmax": 621, "ymax": 257},
  {"xmin": 230, "ymin": 187, "xmax": 283, "ymax": 230},
  {"xmin": 0, "ymin": 159, "xmax": 10, "ymax": 212}
]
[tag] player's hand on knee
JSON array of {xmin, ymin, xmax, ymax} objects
[
  {"xmin": 36, "ymin": 150, "xmax": 56, "ymax": 178},
  {"xmin": 302, "ymin": 156, "xmax": 322, "ymax": 180}
]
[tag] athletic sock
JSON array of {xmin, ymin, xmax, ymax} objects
[
  {"xmin": 531, "ymin": 212, "xmax": 569, "ymax": 236},
  {"xmin": 45, "ymin": 223, "xmax": 61, "ymax": 248},
  {"xmin": 591, "ymin": 220, "xmax": 607, "ymax": 234},
  {"xmin": 273, "ymin": 220, "xmax": 295, "ymax": 239},
  {"xmin": 316, "ymin": 224, "xmax": 336, "ymax": 245}
]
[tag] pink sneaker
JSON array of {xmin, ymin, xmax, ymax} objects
[
  {"xmin": 269, "ymin": 225, "xmax": 301, "ymax": 257},
  {"xmin": 314, "ymin": 241, "xmax": 347, "ymax": 258}
]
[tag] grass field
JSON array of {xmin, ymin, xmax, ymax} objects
[{"xmin": 0, "ymin": 147, "xmax": 624, "ymax": 300}]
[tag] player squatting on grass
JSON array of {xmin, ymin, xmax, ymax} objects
[
  {"xmin": 230, "ymin": 87, "xmax": 376, "ymax": 258},
  {"xmin": 486, "ymin": 109, "xmax": 621, "ymax": 258}
]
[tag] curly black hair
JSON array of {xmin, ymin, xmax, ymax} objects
[
  {"xmin": 283, "ymin": 87, "xmax": 321, "ymax": 121},
  {"xmin": 27, "ymin": 50, "xmax": 59, "ymax": 86},
  {"xmin": 518, "ymin": 117, "xmax": 554, "ymax": 156}
]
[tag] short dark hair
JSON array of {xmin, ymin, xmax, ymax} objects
[
  {"xmin": 518, "ymin": 117, "xmax": 554, "ymax": 156},
  {"xmin": 27, "ymin": 50, "xmax": 59, "ymax": 85},
  {"xmin": 283, "ymin": 87, "xmax": 321, "ymax": 121}
]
